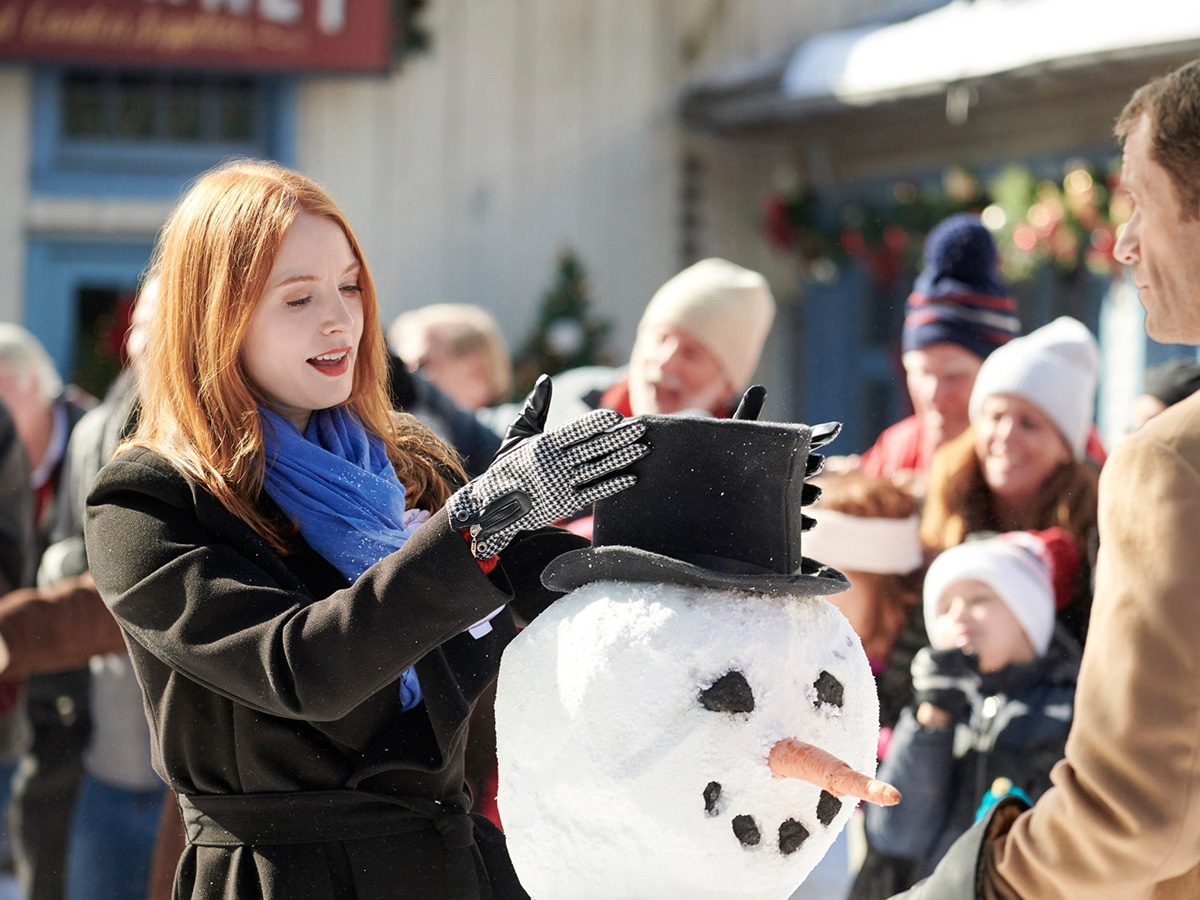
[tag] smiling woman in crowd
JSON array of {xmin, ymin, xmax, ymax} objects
[{"xmin": 920, "ymin": 316, "xmax": 1100, "ymax": 643}]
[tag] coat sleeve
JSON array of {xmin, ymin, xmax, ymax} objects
[
  {"xmin": 84, "ymin": 450, "xmax": 514, "ymax": 723},
  {"xmin": 979, "ymin": 425, "xmax": 1200, "ymax": 899},
  {"xmin": 0, "ymin": 574, "xmax": 127, "ymax": 678},
  {"xmin": 868, "ymin": 706, "xmax": 957, "ymax": 862}
]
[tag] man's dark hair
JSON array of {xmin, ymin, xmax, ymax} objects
[{"xmin": 1116, "ymin": 60, "xmax": 1200, "ymax": 221}]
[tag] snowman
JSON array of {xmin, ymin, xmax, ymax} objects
[{"xmin": 495, "ymin": 391, "xmax": 900, "ymax": 900}]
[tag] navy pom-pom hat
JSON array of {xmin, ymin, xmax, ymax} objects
[{"xmin": 902, "ymin": 213, "xmax": 1021, "ymax": 360}]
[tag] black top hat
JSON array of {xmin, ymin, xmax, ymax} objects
[{"xmin": 542, "ymin": 388, "xmax": 850, "ymax": 597}]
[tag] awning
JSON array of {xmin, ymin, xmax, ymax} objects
[{"xmin": 682, "ymin": 0, "xmax": 1200, "ymax": 133}]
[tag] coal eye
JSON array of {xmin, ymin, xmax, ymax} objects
[
  {"xmin": 699, "ymin": 671, "xmax": 755, "ymax": 714},
  {"xmin": 813, "ymin": 670, "xmax": 844, "ymax": 709}
]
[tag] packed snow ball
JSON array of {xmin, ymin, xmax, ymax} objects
[{"xmin": 496, "ymin": 580, "xmax": 880, "ymax": 900}]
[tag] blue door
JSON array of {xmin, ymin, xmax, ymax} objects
[{"xmin": 24, "ymin": 239, "xmax": 155, "ymax": 397}]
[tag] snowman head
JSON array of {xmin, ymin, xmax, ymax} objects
[{"xmin": 497, "ymin": 581, "xmax": 881, "ymax": 899}]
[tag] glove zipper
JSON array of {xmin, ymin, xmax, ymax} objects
[{"xmin": 464, "ymin": 491, "xmax": 534, "ymax": 557}]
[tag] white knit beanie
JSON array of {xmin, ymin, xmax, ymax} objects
[
  {"xmin": 968, "ymin": 316, "xmax": 1099, "ymax": 458},
  {"xmin": 637, "ymin": 258, "xmax": 776, "ymax": 389},
  {"xmin": 923, "ymin": 533, "xmax": 1056, "ymax": 657}
]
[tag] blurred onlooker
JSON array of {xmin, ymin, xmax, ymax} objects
[
  {"xmin": 386, "ymin": 353, "xmax": 499, "ymax": 479},
  {"xmin": 853, "ymin": 215, "xmax": 1021, "ymax": 492},
  {"xmin": 0, "ymin": 324, "xmax": 94, "ymax": 900},
  {"xmin": 865, "ymin": 530, "xmax": 1079, "ymax": 884},
  {"xmin": 32, "ymin": 281, "xmax": 164, "ymax": 900},
  {"xmin": 482, "ymin": 257, "xmax": 775, "ymax": 434},
  {"xmin": 622, "ymin": 258, "xmax": 773, "ymax": 418},
  {"xmin": 921, "ymin": 317, "xmax": 1101, "ymax": 644},
  {"xmin": 388, "ymin": 304, "xmax": 513, "ymax": 411},
  {"xmin": 805, "ymin": 475, "xmax": 923, "ymax": 687},
  {"xmin": 0, "ymin": 399, "xmax": 32, "ymax": 600},
  {"xmin": 801, "ymin": 474, "xmax": 925, "ymax": 900},
  {"xmin": 0, "ymin": 398, "xmax": 33, "ymax": 812},
  {"xmin": 0, "ymin": 325, "xmax": 93, "ymax": 537},
  {"xmin": 1134, "ymin": 358, "xmax": 1200, "ymax": 428}
]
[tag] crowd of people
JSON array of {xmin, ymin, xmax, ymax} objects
[{"xmin": 0, "ymin": 58, "xmax": 1196, "ymax": 900}]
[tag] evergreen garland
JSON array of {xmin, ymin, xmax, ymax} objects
[{"xmin": 763, "ymin": 160, "xmax": 1130, "ymax": 286}]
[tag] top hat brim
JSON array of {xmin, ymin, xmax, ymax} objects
[{"xmin": 542, "ymin": 545, "xmax": 850, "ymax": 598}]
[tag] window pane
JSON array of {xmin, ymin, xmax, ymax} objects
[
  {"xmin": 115, "ymin": 74, "xmax": 156, "ymax": 139},
  {"xmin": 62, "ymin": 72, "xmax": 106, "ymax": 138},
  {"xmin": 217, "ymin": 77, "xmax": 256, "ymax": 142},
  {"xmin": 167, "ymin": 76, "xmax": 205, "ymax": 141}
]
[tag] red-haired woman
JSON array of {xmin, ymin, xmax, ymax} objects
[{"xmin": 83, "ymin": 160, "xmax": 646, "ymax": 900}]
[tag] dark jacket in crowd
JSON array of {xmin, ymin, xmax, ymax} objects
[
  {"xmin": 0, "ymin": 400, "xmax": 32, "ymax": 596},
  {"xmin": 84, "ymin": 448, "xmax": 532, "ymax": 900},
  {"xmin": 388, "ymin": 354, "xmax": 500, "ymax": 478},
  {"xmin": 866, "ymin": 633, "xmax": 1079, "ymax": 879}
]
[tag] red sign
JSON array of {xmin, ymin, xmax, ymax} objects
[{"xmin": 0, "ymin": 0, "xmax": 393, "ymax": 73}]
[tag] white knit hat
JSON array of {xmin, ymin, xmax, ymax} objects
[
  {"xmin": 922, "ymin": 533, "xmax": 1056, "ymax": 657},
  {"xmin": 968, "ymin": 316, "xmax": 1099, "ymax": 458},
  {"xmin": 637, "ymin": 258, "xmax": 776, "ymax": 389}
]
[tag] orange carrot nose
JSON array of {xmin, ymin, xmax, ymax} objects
[{"xmin": 768, "ymin": 738, "xmax": 900, "ymax": 807}]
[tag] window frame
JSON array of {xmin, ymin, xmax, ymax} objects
[{"xmin": 32, "ymin": 65, "xmax": 296, "ymax": 197}]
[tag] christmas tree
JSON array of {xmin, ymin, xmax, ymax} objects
[{"xmin": 513, "ymin": 250, "xmax": 612, "ymax": 394}]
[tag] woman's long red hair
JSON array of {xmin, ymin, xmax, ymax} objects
[{"xmin": 127, "ymin": 159, "xmax": 463, "ymax": 552}]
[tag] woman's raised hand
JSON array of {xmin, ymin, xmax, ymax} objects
[{"xmin": 448, "ymin": 376, "xmax": 648, "ymax": 558}]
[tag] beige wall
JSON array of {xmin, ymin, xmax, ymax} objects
[
  {"xmin": 0, "ymin": 68, "xmax": 31, "ymax": 325},
  {"xmin": 297, "ymin": 0, "xmax": 901, "ymax": 393}
]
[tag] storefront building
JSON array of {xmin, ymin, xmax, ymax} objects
[
  {"xmin": 681, "ymin": 0, "xmax": 1200, "ymax": 447},
  {"xmin": 0, "ymin": 0, "xmax": 390, "ymax": 395}
]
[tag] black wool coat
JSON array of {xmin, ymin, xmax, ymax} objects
[{"xmin": 84, "ymin": 447, "xmax": 530, "ymax": 900}]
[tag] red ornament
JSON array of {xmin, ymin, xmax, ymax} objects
[
  {"xmin": 839, "ymin": 228, "xmax": 867, "ymax": 259},
  {"xmin": 869, "ymin": 247, "xmax": 902, "ymax": 287},
  {"xmin": 102, "ymin": 297, "xmax": 136, "ymax": 365},
  {"xmin": 881, "ymin": 225, "xmax": 909, "ymax": 256},
  {"xmin": 763, "ymin": 195, "xmax": 796, "ymax": 252}
]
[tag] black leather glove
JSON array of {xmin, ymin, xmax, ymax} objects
[
  {"xmin": 447, "ymin": 377, "xmax": 648, "ymax": 558},
  {"xmin": 732, "ymin": 384, "xmax": 767, "ymax": 421},
  {"xmin": 909, "ymin": 647, "xmax": 981, "ymax": 724},
  {"xmin": 491, "ymin": 374, "xmax": 554, "ymax": 461}
]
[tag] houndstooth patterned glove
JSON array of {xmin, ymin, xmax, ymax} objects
[{"xmin": 447, "ymin": 407, "xmax": 648, "ymax": 559}]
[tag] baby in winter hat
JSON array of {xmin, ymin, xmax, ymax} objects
[
  {"xmin": 922, "ymin": 529, "xmax": 1078, "ymax": 673},
  {"xmin": 968, "ymin": 316, "xmax": 1100, "ymax": 459},
  {"xmin": 867, "ymin": 529, "xmax": 1080, "ymax": 872}
]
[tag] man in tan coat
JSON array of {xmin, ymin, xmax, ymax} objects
[{"xmin": 894, "ymin": 60, "xmax": 1200, "ymax": 900}]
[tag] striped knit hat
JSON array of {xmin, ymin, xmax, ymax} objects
[{"xmin": 901, "ymin": 214, "xmax": 1021, "ymax": 360}]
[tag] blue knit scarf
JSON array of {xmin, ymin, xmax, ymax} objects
[{"xmin": 259, "ymin": 405, "xmax": 423, "ymax": 710}]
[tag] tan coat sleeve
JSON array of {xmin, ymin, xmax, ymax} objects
[
  {"xmin": 983, "ymin": 418, "xmax": 1200, "ymax": 900},
  {"xmin": 0, "ymin": 573, "xmax": 128, "ymax": 678}
]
